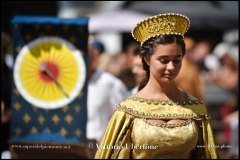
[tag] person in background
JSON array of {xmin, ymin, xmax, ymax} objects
[
  {"xmin": 213, "ymin": 42, "xmax": 238, "ymax": 92},
  {"xmin": 86, "ymin": 40, "xmax": 128, "ymax": 158},
  {"xmin": 175, "ymin": 37, "xmax": 204, "ymax": 100},
  {"xmin": 106, "ymin": 42, "xmax": 139, "ymax": 91},
  {"xmin": 213, "ymin": 42, "xmax": 239, "ymax": 159},
  {"xmin": 95, "ymin": 13, "xmax": 219, "ymax": 159},
  {"xmin": 125, "ymin": 42, "xmax": 140, "ymax": 69},
  {"xmin": 190, "ymin": 39, "xmax": 214, "ymax": 72},
  {"xmin": 129, "ymin": 47, "xmax": 146, "ymax": 95}
]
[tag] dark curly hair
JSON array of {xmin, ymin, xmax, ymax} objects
[{"xmin": 138, "ymin": 35, "xmax": 186, "ymax": 91}]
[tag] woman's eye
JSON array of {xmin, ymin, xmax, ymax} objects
[
  {"xmin": 159, "ymin": 58, "xmax": 182, "ymax": 64},
  {"xmin": 160, "ymin": 59, "xmax": 169, "ymax": 64}
]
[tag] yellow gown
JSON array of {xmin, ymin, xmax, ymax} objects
[{"xmin": 95, "ymin": 95, "xmax": 219, "ymax": 159}]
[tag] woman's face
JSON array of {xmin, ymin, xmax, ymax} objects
[{"xmin": 147, "ymin": 43, "xmax": 183, "ymax": 84}]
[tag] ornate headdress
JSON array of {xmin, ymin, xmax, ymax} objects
[{"xmin": 131, "ymin": 13, "xmax": 190, "ymax": 46}]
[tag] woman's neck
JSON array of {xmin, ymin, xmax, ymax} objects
[{"xmin": 137, "ymin": 75, "xmax": 183, "ymax": 101}]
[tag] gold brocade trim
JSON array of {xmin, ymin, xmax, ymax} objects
[
  {"xmin": 143, "ymin": 118, "xmax": 192, "ymax": 128},
  {"xmin": 111, "ymin": 118, "xmax": 134, "ymax": 159},
  {"xmin": 116, "ymin": 105, "xmax": 210, "ymax": 121},
  {"xmin": 128, "ymin": 96, "xmax": 204, "ymax": 105}
]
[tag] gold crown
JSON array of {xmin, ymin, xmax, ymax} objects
[{"xmin": 132, "ymin": 13, "xmax": 190, "ymax": 46}]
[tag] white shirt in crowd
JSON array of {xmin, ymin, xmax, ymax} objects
[{"xmin": 87, "ymin": 69, "xmax": 128, "ymax": 143}]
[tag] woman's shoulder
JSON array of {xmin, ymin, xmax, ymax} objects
[
  {"xmin": 117, "ymin": 96, "xmax": 136, "ymax": 108},
  {"xmin": 114, "ymin": 96, "xmax": 143, "ymax": 114},
  {"xmin": 183, "ymin": 92, "xmax": 209, "ymax": 115}
]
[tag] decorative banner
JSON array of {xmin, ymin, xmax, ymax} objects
[{"xmin": 10, "ymin": 16, "xmax": 88, "ymax": 144}]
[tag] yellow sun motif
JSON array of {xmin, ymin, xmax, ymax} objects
[{"xmin": 14, "ymin": 37, "xmax": 86, "ymax": 109}]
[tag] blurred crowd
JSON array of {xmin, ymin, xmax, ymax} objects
[{"xmin": 1, "ymin": 28, "xmax": 238, "ymax": 159}]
